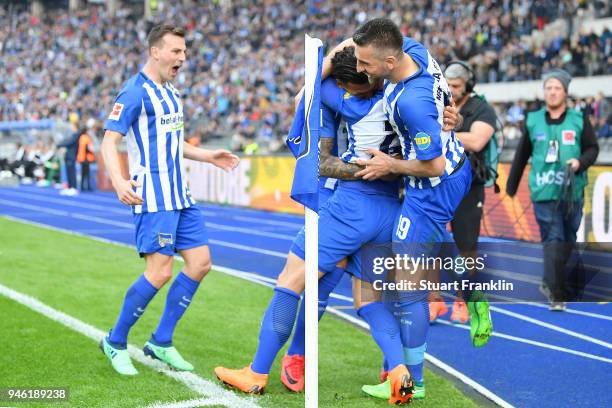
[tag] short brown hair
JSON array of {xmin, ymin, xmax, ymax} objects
[{"xmin": 147, "ymin": 24, "xmax": 185, "ymax": 49}]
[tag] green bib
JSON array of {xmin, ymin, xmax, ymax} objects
[{"xmin": 526, "ymin": 108, "xmax": 586, "ymax": 202}]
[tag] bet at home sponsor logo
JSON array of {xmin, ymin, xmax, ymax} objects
[{"xmin": 158, "ymin": 113, "xmax": 184, "ymax": 133}]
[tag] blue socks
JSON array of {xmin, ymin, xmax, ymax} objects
[
  {"xmin": 151, "ymin": 272, "xmax": 200, "ymax": 346},
  {"xmin": 287, "ymin": 267, "xmax": 344, "ymax": 356},
  {"xmin": 396, "ymin": 300, "xmax": 429, "ymax": 383},
  {"xmin": 109, "ymin": 274, "xmax": 158, "ymax": 348},
  {"xmin": 358, "ymin": 302, "xmax": 405, "ymax": 369},
  {"xmin": 251, "ymin": 287, "xmax": 300, "ymax": 374}
]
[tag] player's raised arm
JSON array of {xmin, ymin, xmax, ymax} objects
[
  {"xmin": 321, "ymin": 38, "xmax": 355, "ymax": 80},
  {"xmin": 182, "ymin": 142, "xmax": 240, "ymax": 172},
  {"xmin": 101, "ymin": 130, "xmax": 143, "ymax": 206}
]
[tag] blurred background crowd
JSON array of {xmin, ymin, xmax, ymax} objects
[{"xmin": 0, "ymin": 0, "xmax": 610, "ymax": 187}]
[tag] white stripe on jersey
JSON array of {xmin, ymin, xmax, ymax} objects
[
  {"xmin": 341, "ymin": 99, "xmax": 395, "ymax": 162},
  {"xmin": 384, "ymin": 84, "xmax": 417, "ymax": 188},
  {"xmin": 158, "ymin": 86, "xmax": 184, "ymax": 209},
  {"xmin": 143, "ymin": 83, "xmax": 174, "ymax": 211},
  {"xmin": 137, "ymin": 100, "xmax": 158, "ymax": 212},
  {"xmin": 164, "ymin": 83, "xmax": 192, "ymax": 207}
]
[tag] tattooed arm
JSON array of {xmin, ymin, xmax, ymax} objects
[{"xmin": 320, "ymin": 137, "xmax": 364, "ymax": 180}]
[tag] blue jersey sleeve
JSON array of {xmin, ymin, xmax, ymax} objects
[
  {"xmin": 397, "ymin": 93, "xmax": 443, "ymax": 161},
  {"xmin": 320, "ymin": 78, "xmax": 345, "ymax": 114},
  {"xmin": 321, "ymin": 104, "xmax": 340, "ymax": 140},
  {"xmin": 104, "ymin": 85, "xmax": 142, "ymax": 136}
]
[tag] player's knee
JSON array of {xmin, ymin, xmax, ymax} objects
[
  {"xmin": 146, "ymin": 268, "xmax": 173, "ymax": 288},
  {"xmin": 277, "ymin": 257, "xmax": 305, "ymax": 293},
  {"xmin": 186, "ymin": 257, "xmax": 211, "ymax": 280}
]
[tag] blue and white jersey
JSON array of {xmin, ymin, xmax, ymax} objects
[
  {"xmin": 321, "ymin": 78, "xmax": 398, "ymax": 163},
  {"xmin": 104, "ymin": 72, "xmax": 196, "ymax": 214},
  {"xmin": 383, "ymin": 37, "xmax": 464, "ymax": 190},
  {"xmin": 321, "ymin": 78, "xmax": 400, "ymax": 195}
]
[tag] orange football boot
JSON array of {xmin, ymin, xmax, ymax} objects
[
  {"xmin": 388, "ymin": 364, "xmax": 414, "ymax": 405},
  {"xmin": 214, "ymin": 365, "xmax": 268, "ymax": 394}
]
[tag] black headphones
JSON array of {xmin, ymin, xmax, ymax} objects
[{"xmin": 446, "ymin": 60, "xmax": 476, "ymax": 94}]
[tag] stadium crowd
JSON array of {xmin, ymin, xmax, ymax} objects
[
  {"xmin": 309, "ymin": 0, "xmax": 612, "ymax": 83},
  {"xmin": 0, "ymin": 0, "xmax": 610, "ymax": 153}
]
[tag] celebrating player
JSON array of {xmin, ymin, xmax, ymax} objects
[{"xmin": 99, "ymin": 24, "xmax": 239, "ymax": 376}]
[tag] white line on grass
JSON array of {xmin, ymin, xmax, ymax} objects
[
  {"xmin": 144, "ymin": 398, "xmax": 248, "ymax": 408},
  {"xmin": 0, "ymin": 283, "xmax": 260, "ymax": 408}
]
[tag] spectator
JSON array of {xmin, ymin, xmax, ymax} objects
[
  {"xmin": 57, "ymin": 113, "xmax": 81, "ymax": 196},
  {"xmin": 77, "ymin": 120, "xmax": 96, "ymax": 192}
]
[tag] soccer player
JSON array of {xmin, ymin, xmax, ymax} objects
[
  {"xmin": 215, "ymin": 46, "xmax": 461, "ymax": 404},
  {"xmin": 213, "ymin": 45, "xmax": 406, "ymax": 400},
  {"xmin": 347, "ymin": 17, "xmax": 491, "ymax": 399},
  {"xmin": 99, "ymin": 24, "xmax": 239, "ymax": 376}
]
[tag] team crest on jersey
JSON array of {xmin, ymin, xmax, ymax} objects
[
  {"xmin": 535, "ymin": 132, "xmax": 546, "ymax": 142},
  {"xmin": 414, "ymin": 132, "xmax": 431, "ymax": 150},
  {"xmin": 562, "ymin": 130, "xmax": 576, "ymax": 145},
  {"xmin": 158, "ymin": 233, "xmax": 173, "ymax": 247},
  {"xmin": 108, "ymin": 103, "xmax": 124, "ymax": 121}
]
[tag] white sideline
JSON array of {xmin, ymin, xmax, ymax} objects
[
  {"xmin": 143, "ymin": 398, "xmax": 246, "ymax": 408},
  {"xmin": 0, "ymin": 283, "xmax": 260, "ymax": 408}
]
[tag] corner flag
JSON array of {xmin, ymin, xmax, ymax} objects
[
  {"xmin": 286, "ymin": 34, "xmax": 323, "ymax": 408},
  {"xmin": 288, "ymin": 36, "xmax": 323, "ymax": 212}
]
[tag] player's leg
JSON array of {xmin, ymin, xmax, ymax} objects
[
  {"xmin": 144, "ymin": 206, "xmax": 211, "ymax": 370},
  {"xmin": 216, "ymin": 191, "xmax": 362, "ymax": 394},
  {"xmin": 449, "ymin": 183, "xmax": 485, "ymax": 324},
  {"xmin": 354, "ymin": 277, "xmax": 414, "ymax": 405},
  {"xmin": 214, "ymin": 251, "xmax": 307, "ymax": 394},
  {"xmin": 283, "ymin": 264, "xmax": 345, "ymax": 391},
  {"xmin": 280, "ymin": 189, "xmax": 372, "ymax": 391},
  {"xmin": 101, "ymin": 210, "xmax": 179, "ymax": 375}
]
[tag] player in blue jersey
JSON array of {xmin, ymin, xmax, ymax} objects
[
  {"xmin": 344, "ymin": 18, "xmax": 491, "ymax": 401},
  {"xmin": 214, "ymin": 46, "xmax": 406, "ymax": 399},
  {"xmin": 98, "ymin": 24, "xmax": 239, "ymax": 376},
  {"xmin": 215, "ymin": 47, "xmax": 460, "ymax": 404}
]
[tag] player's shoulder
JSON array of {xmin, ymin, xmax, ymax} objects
[
  {"xmin": 117, "ymin": 73, "xmax": 147, "ymax": 101},
  {"xmin": 344, "ymin": 91, "xmax": 384, "ymax": 122},
  {"xmin": 402, "ymin": 36, "xmax": 429, "ymax": 63}
]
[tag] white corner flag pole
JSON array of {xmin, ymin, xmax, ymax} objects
[{"xmin": 304, "ymin": 34, "xmax": 321, "ymax": 408}]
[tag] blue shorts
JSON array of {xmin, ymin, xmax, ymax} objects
[
  {"xmin": 133, "ymin": 205, "xmax": 209, "ymax": 257},
  {"xmin": 291, "ymin": 186, "xmax": 400, "ymax": 280},
  {"xmin": 318, "ymin": 185, "xmax": 335, "ymax": 209},
  {"xmin": 393, "ymin": 160, "xmax": 472, "ymax": 252}
]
